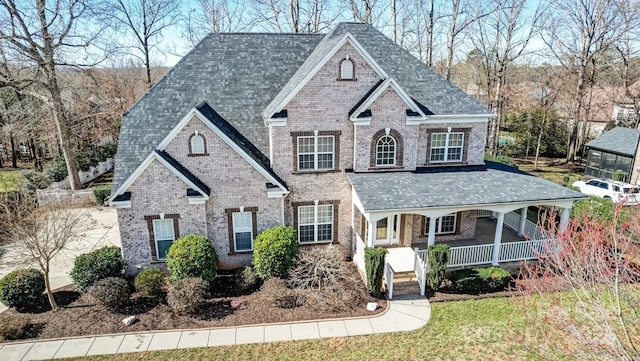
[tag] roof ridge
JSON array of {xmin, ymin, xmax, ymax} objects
[{"xmin": 154, "ymin": 149, "xmax": 211, "ymax": 196}]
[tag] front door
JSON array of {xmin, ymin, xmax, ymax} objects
[{"xmin": 374, "ymin": 215, "xmax": 399, "ymax": 246}]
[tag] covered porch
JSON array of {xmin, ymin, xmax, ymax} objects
[{"xmin": 347, "ymin": 163, "xmax": 586, "ymax": 298}]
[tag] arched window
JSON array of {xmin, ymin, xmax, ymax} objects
[
  {"xmin": 340, "ymin": 58, "xmax": 354, "ymax": 80},
  {"xmin": 189, "ymin": 132, "xmax": 207, "ymax": 156},
  {"xmin": 376, "ymin": 135, "xmax": 396, "ymax": 166}
]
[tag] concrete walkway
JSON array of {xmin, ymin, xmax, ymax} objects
[{"xmin": 0, "ymin": 294, "xmax": 430, "ymax": 360}]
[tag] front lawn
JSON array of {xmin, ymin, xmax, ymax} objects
[
  {"xmin": 64, "ymin": 296, "xmax": 575, "ymax": 361},
  {"xmin": 0, "ymin": 170, "xmax": 22, "ymax": 192}
]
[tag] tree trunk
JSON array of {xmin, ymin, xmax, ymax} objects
[
  {"xmin": 44, "ymin": 265, "xmax": 58, "ymax": 310},
  {"xmin": 427, "ymin": 0, "xmax": 434, "ymax": 67},
  {"xmin": 534, "ymin": 110, "xmax": 546, "ymax": 170},
  {"xmin": 392, "ymin": 0, "xmax": 397, "ymax": 43},
  {"xmin": 444, "ymin": 0, "xmax": 460, "ymax": 80},
  {"xmin": 10, "ymin": 133, "xmax": 17, "ymax": 168},
  {"xmin": 29, "ymin": 138, "xmax": 42, "ymax": 172}
]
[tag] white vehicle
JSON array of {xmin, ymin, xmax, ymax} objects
[{"xmin": 572, "ymin": 179, "xmax": 640, "ymax": 205}]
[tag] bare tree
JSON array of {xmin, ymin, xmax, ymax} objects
[
  {"xmin": 1, "ymin": 190, "xmax": 91, "ymax": 310},
  {"xmin": 471, "ymin": 0, "xmax": 543, "ymax": 155},
  {"xmin": 518, "ymin": 205, "xmax": 640, "ymax": 360},
  {"xmin": 110, "ymin": 0, "xmax": 183, "ymax": 86},
  {"xmin": 184, "ymin": 0, "xmax": 249, "ymax": 45},
  {"xmin": 0, "ymin": 0, "xmax": 108, "ymax": 190},
  {"xmin": 252, "ymin": 0, "xmax": 339, "ymax": 33},
  {"xmin": 542, "ymin": 0, "xmax": 627, "ymax": 162}
]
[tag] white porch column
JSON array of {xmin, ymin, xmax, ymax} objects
[
  {"xmin": 518, "ymin": 207, "xmax": 528, "ymax": 237},
  {"xmin": 367, "ymin": 219, "xmax": 376, "ymax": 248},
  {"xmin": 492, "ymin": 212, "xmax": 505, "ymax": 266},
  {"xmin": 427, "ymin": 217, "xmax": 437, "ymax": 246},
  {"xmin": 559, "ymin": 207, "xmax": 570, "ymax": 233}
]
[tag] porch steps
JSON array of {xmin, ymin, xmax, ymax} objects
[{"xmin": 389, "ymin": 280, "xmax": 422, "ymax": 297}]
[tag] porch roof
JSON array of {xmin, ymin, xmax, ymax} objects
[{"xmin": 347, "ymin": 161, "xmax": 585, "ymax": 212}]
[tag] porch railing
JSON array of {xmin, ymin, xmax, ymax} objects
[
  {"xmin": 384, "ymin": 261, "xmax": 395, "ymax": 300},
  {"xmin": 498, "ymin": 239, "xmax": 553, "ymax": 262},
  {"xmin": 414, "ymin": 248, "xmax": 428, "ymax": 295},
  {"xmin": 448, "ymin": 244, "xmax": 494, "ymax": 267},
  {"xmin": 503, "ymin": 211, "xmax": 551, "ymax": 240},
  {"xmin": 477, "ymin": 210, "xmax": 493, "ymax": 218}
]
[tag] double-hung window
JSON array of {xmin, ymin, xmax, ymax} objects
[
  {"xmin": 298, "ymin": 135, "xmax": 334, "ymax": 171},
  {"xmin": 232, "ymin": 211, "xmax": 253, "ymax": 252},
  {"xmin": 298, "ymin": 204, "xmax": 334, "ymax": 243},
  {"xmin": 424, "ymin": 214, "xmax": 457, "ymax": 235},
  {"xmin": 430, "ymin": 132, "xmax": 464, "ymax": 162},
  {"xmin": 153, "ymin": 219, "xmax": 175, "ymax": 260}
]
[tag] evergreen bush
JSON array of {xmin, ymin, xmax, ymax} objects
[
  {"xmin": 89, "ymin": 277, "xmax": 130, "ymax": 309},
  {"xmin": 364, "ymin": 247, "xmax": 386, "ymax": 297},
  {"xmin": 92, "ymin": 185, "xmax": 111, "ymax": 205},
  {"xmin": 427, "ymin": 244, "xmax": 450, "ymax": 290},
  {"xmin": 166, "ymin": 234, "xmax": 218, "ymax": 285},
  {"xmin": 449, "ymin": 266, "xmax": 512, "ymax": 293},
  {"xmin": 0, "ymin": 268, "xmax": 44, "ymax": 310},
  {"xmin": 252, "ymin": 226, "xmax": 298, "ymax": 279},
  {"xmin": 166, "ymin": 277, "xmax": 207, "ymax": 315},
  {"xmin": 134, "ymin": 268, "xmax": 165, "ymax": 297},
  {"xmin": 0, "ymin": 314, "xmax": 32, "ymax": 340},
  {"xmin": 70, "ymin": 246, "xmax": 126, "ymax": 292}
]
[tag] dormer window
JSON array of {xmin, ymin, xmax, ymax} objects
[
  {"xmin": 188, "ymin": 131, "xmax": 208, "ymax": 156},
  {"xmin": 339, "ymin": 56, "xmax": 355, "ymax": 81}
]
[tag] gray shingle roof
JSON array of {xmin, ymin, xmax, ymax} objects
[
  {"xmin": 112, "ymin": 32, "xmax": 323, "ymax": 194},
  {"xmin": 585, "ymin": 127, "xmax": 639, "ymax": 157},
  {"xmin": 347, "ymin": 162, "xmax": 584, "ymax": 212}
]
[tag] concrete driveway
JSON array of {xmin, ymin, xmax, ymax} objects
[{"xmin": 0, "ymin": 207, "xmax": 120, "ymax": 313}]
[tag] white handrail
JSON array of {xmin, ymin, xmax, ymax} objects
[
  {"xmin": 448, "ymin": 244, "xmax": 494, "ymax": 267},
  {"xmin": 414, "ymin": 248, "xmax": 428, "ymax": 296},
  {"xmin": 384, "ymin": 261, "xmax": 395, "ymax": 300}
]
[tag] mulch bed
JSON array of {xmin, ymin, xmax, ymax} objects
[
  {"xmin": 0, "ymin": 263, "xmax": 386, "ymax": 343},
  {"xmin": 426, "ymin": 280, "xmax": 521, "ymax": 303}
]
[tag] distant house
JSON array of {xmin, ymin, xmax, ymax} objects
[
  {"xmin": 584, "ymin": 127, "xmax": 640, "ymax": 183},
  {"xmin": 109, "ymin": 23, "xmax": 584, "ymax": 297}
]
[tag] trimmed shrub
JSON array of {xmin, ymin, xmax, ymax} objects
[
  {"xmin": 0, "ymin": 268, "xmax": 45, "ymax": 310},
  {"xmin": 234, "ymin": 266, "xmax": 258, "ymax": 292},
  {"xmin": 21, "ymin": 170, "xmax": 51, "ymax": 191},
  {"xmin": 427, "ymin": 244, "xmax": 450, "ymax": 291},
  {"xmin": 166, "ymin": 277, "xmax": 208, "ymax": 315},
  {"xmin": 0, "ymin": 314, "xmax": 32, "ymax": 340},
  {"xmin": 70, "ymin": 246, "xmax": 127, "ymax": 292},
  {"xmin": 261, "ymin": 278, "xmax": 307, "ymax": 309},
  {"xmin": 449, "ymin": 266, "xmax": 512, "ymax": 294},
  {"xmin": 93, "ymin": 185, "xmax": 111, "ymax": 205},
  {"xmin": 89, "ymin": 277, "xmax": 130, "ymax": 309},
  {"xmin": 364, "ymin": 247, "xmax": 386, "ymax": 297},
  {"xmin": 134, "ymin": 268, "xmax": 165, "ymax": 297},
  {"xmin": 166, "ymin": 234, "xmax": 218, "ymax": 285},
  {"xmin": 252, "ymin": 226, "xmax": 298, "ymax": 279},
  {"xmin": 484, "ymin": 153, "xmax": 518, "ymax": 169},
  {"xmin": 288, "ymin": 245, "xmax": 344, "ymax": 289}
]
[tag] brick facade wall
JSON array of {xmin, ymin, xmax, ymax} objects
[{"xmin": 409, "ymin": 210, "xmax": 477, "ymax": 243}]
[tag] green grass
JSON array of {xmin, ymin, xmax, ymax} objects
[
  {"xmin": 64, "ymin": 297, "xmax": 574, "ymax": 361},
  {"xmin": 518, "ymin": 163, "xmax": 583, "ymax": 187},
  {"xmin": 0, "ymin": 170, "xmax": 22, "ymax": 192}
]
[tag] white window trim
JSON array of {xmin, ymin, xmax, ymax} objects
[
  {"xmin": 425, "ymin": 214, "xmax": 457, "ymax": 235},
  {"xmin": 232, "ymin": 211, "xmax": 253, "ymax": 252},
  {"xmin": 430, "ymin": 132, "xmax": 464, "ymax": 163},
  {"xmin": 297, "ymin": 135, "xmax": 335, "ymax": 171},
  {"xmin": 340, "ymin": 59, "xmax": 354, "ymax": 79},
  {"xmin": 298, "ymin": 204, "xmax": 334, "ymax": 243},
  {"xmin": 190, "ymin": 134, "xmax": 205, "ymax": 154},
  {"xmin": 375, "ymin": 135, "xmax": 396, "ymax": 167},
  {"xmin": 152, "ymin": 219, "xmax": 175, "ymax": 260}
]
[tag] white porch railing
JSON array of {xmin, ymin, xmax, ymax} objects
[
  {"xmin": 384, "ymin": 262, "xmax": 395, "ymax": 299},
  {"xmin": 448, "ymin": 244, "xmax": 494, "ymax": 267},
  {"xmin": 499, "ymin": 239, "xmax": 553, "ymax": 262},
  {"xmin": 503, "ymin": 211, "xmax": 551, "ymax": 240},
  {"xmin": 414, "ymin": 248, "xmax": 428, "ymax": 296}
]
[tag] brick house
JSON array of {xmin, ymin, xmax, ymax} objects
[{"xmin": 109, "ymin": 23, "xmax": 584, "ymax": 295}]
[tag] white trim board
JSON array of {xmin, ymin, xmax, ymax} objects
[
  {"xmin": 108, "ymin": 151, "xmax": 210, "ymax": 205},
  {"xmin": 263, "ymin": 32, "xmax": 388, "ymax": 120},
  {"xmin": 349, "ymin": 78, "xmax": 426, "ymax": 122}
]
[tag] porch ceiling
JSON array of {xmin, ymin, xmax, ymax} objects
[{"xmin": 347, "ymin": 161, "xmax": 585, "ymax": 212}]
